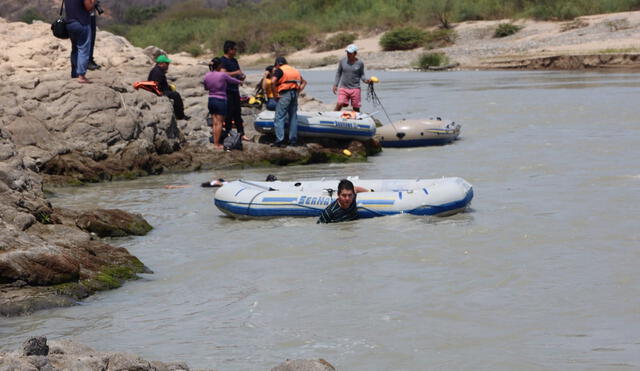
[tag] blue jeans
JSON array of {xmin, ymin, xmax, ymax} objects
[
  {"xmin": 67, "ymin": 21, "xmax": 91, "ymax": 77},
  {"xmin": 274, "ymin": 90, "xmax": 298, "ymax": 144},
  {"xmin": 266, "ymin": 98, "xmax": 277, "ymax": 111}
]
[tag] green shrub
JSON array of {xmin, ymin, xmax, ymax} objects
[
  {"xmin": 268, "ymin": 26, "xmax": 311, "ymax": 53},
  {"xmin": 380, "ymin": 27, "xmax": 427, "ymax": 51},
  {"xmin": 417, "ymin": 52, "xmax": 449, "ymax": 69},
  {"xmin": 186, "ymin": 44, "xmax": 204, "ymax": 57},
  {"xmin": 424, "ymin": 28, "xmax": 458, "ymax": 49},
  {"xmin": 494, "ymin": 23, "xmax": 523, "ymax": 37},
  {"xmin": 316, "ymin": 32, "xmax": 358, "ymax": 52},
  {"xmin": 123, "ymin": 6, "xmax": 166, "ymax": 25},
  {"xmin": 20, "ymin": 8, "xmax": 46, "ymax": 24}
]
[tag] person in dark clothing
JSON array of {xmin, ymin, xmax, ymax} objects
[
  {"xmin": 65, "ymin": 0, "xmax": 95, "ymax": 83},
  {"xmin": 220, "ymin": 40, "xmax": 248, "ymax": 140},
  {"xmin": 148, "ymin": 55, "xmax": 190, "ymax": 120},
  {"xmin": 318, "ymin": 179, "xmax": 359, "ymax": 224},
  {"xmin": 87, "ymin": 12, "xmax": 101, "ymax": 70}
]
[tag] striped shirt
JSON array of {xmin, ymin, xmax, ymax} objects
[{"xmin": 317, "ymin": 198, "xmax": 358, "ymax": 224}]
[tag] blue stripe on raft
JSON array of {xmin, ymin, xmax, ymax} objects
[
  {"xmin": 398, "ymin": 192, "xmax": 403, "ymax": 199},
  {"xmin": 423, "ymin": 188, "xmax": 429, "ymax": 195},
  {"xmin": 380, "ymin": 137, "xmax": 457, "ymax": 147},
  {"xmin": 215, "ymin": 199, "xmax": 322, "ymax": 217},
  {"xmin": 234, "ymin": 188, "xmax": 246, "ymax": 197},
  {"xmin": 255, "ymin": 121, "xmax": 374, "ymax": 137},
  {"xmin": 406, "ymin": 187, "xmax": 474, "ymax": 216}
]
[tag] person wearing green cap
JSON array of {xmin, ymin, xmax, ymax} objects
[{"xmin": 148, "ymin": 54, "xmax": 190, "ymax": 120}]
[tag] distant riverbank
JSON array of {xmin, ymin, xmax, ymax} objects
[{"xmin": 240, "ymin": 11, "xmax": 640, "ymax": 71}]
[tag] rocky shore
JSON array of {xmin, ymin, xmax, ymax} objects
[
  {"xmin": 0, "ymin": 17, "xmax": 380, "ymax": 317},
  {"xmin": 0, "ymin": 336, "xmax": 337, "ymax": 371}
]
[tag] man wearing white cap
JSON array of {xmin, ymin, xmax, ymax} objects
[{"xmin": 332, "ymin": 44, "xmax": 370, "ymax": 112}]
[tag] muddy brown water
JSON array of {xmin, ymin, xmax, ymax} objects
[{"xmin": 2, "ymin": 71, "xmax": 639, "ymax": 370}]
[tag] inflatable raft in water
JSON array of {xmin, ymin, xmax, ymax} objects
[
  {"xmin": 214, "ymin": 177, "xmax": 473, "ymax": 219},
  {"xmin": 375, "ymin": 118, "xmax": 461, "ymax": 147},
  {"xmin": 254, "ymin": 111, "xmax": 376, "ymax": 141}
]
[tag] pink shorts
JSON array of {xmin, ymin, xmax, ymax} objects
[{"xmin": 337, "ymin": 88, "xmax": 362, "ymax": 108}]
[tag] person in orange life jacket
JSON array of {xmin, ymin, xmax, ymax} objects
[
  {"xmin": 148, "ymin": 55, "xmax": 190, "ymax": 120},
  {"xmin": 270, "ymin": 57, "xmax": 307, "ymax": 147}
]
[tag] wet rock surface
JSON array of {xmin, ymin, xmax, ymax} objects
[
  {"xmin": 1, "ymin": 337, "xmax": 339, "ymax": 371},
  {"xmin": 1, "ymin": 337, "xmax": 219, "ymax": 371}
]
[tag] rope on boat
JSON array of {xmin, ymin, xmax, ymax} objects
[{"xmin": 366, "ymin": 81, "xmax": 404, "ymax": 138}]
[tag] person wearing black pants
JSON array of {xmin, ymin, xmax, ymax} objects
[
  {"xmin": 87, "ymin": 12, "xmax": 101, "ymax": 70},
  {"xmin": 220, "ymin": 40, "xmax": 248, "ymax": 140},
  {"xmin": 148, "ymin": 55, "xmax": 190, "ymax": 121}
]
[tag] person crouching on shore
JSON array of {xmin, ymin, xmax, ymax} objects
[{"xmin": 204, "ymin": 57, "xmax": 243, "ymax": 150}]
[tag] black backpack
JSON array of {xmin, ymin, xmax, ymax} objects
[
  {"xmin": 223, "ymin": 131, "xmax": 243, "ymax": 151},
  {"xmin": 51, "ymin": 1, "xmax": 69, "ymax": 39}
]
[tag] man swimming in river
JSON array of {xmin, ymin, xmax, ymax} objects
[{"xmin": 317, "ymin": 179, "xmax": 359, "ymax": 224}]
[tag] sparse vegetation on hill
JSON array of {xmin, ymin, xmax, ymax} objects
[
  {"xmin": 102, "ymin": 0, "xmax": 640, "ymax": 55},
  {"xmin": 416, "ymin": 52, "xmax": 450, "ymax": 69},
  {"xmin": 494, "ymin": 23, "xmax": 523, "ymax": 38},
  {"xmin": 380, "ymin": 27, "xmax": 427, "ymax": 51}
]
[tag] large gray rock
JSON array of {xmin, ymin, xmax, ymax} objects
[
  {"xmin": 23, "ymin": 336, "xmax": 49, "ymax": 356},
  {"xmin": 271, "ymin": 359, "xmax": 336, "ymax": 371}
]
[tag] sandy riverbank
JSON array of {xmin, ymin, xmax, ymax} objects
[{"xmin": 240, "ymin": 11, "xmax": 640, "ymax": 70}]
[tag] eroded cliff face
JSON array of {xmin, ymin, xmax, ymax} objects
[{"xmin": 0, "ymin": 19, "xmax": 174, "ymax": 315}]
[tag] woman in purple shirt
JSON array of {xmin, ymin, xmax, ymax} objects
[{"xmin": 204, "ymin": 58, "xmax": 243, "ymax": 149}]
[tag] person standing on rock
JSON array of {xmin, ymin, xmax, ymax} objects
[
  {"xmin": 64, "ymin": 0, "xmax": 96, "ymax": 83},
  {"xmin": 87, "ymin": 7, "xmax": 102, "ymax": 70},
  {"xmin": 271, "ymin": 57, "xmax": 307, "ymax": 147},
  {"xmin": 148, "ymin": 55, "xmax": 190, "ymax": 121},
  {"xmin": 220, "ymin": 41, "xmax": 248, "ymax": 140},
  {"xmin": 332, "ymin": 44, "xmax": 370, "ymax": 112},
  {"xmin": 204, "ymin": 57, "xmax": 244, "ymax": 150}
]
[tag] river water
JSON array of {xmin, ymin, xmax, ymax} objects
[{"xmin": 2, "ymin": 70, "xmax": 639, "ymax": 370}]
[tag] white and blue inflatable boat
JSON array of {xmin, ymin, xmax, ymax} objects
[
  {"xmin": 375, "ymin": 118, "xmax": 461, "ymax": 147},
  {"xmin": 254, "ymin": 111, "xmax": 376, "ymax": 141},
  {"xmin": 214, "ymin": 177, "xmax": 473, "ymax": 219}
]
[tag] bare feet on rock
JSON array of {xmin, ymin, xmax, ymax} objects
[{"xmin": 77, "ymin": 76, "xmax": 92, "ymax": 84}]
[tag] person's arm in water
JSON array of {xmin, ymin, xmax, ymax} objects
[
  {"xmin": 354, "ymin": 186, "xmax": 371, "ymax": 193},
  {"xmin": 332, "ymin": 60, "xmax": 342, "ymax": 95}
]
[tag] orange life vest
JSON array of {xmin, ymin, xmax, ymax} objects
[
  {"xmin": 133, "ymin": 81, "xmax": 162, "ymax": 96},
  {"xmin": 276, "ymin": 65, "xmax": 302, "ymax": 93}
]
